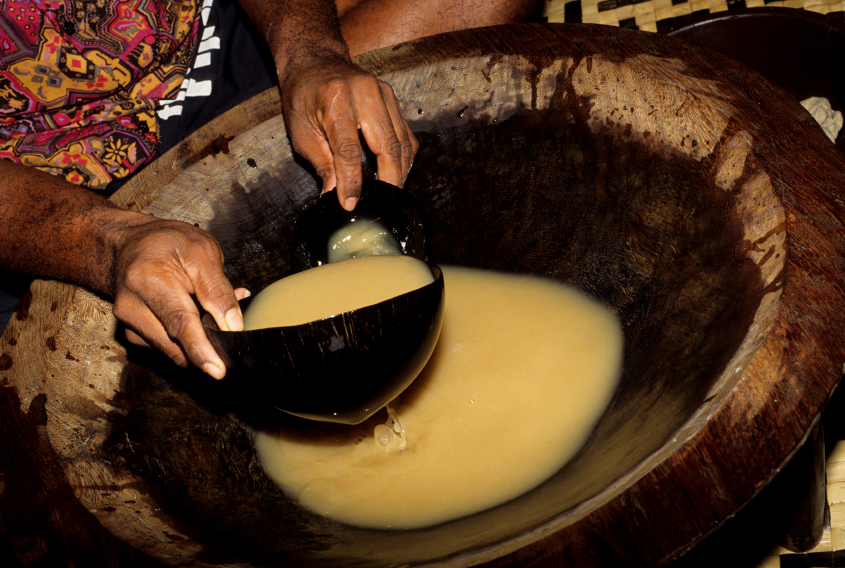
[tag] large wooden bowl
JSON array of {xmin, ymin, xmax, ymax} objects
[{"xmin": 2, "ymin": 24, "xmax": 845, "ymax": 567}]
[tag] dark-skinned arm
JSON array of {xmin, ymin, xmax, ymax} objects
[
  {"xmin": 237, "ymin": 0, "xmax": 418, "ymax": 210},
  {"xmin": 0, "ymin": 159, "xmax": 244, "ymax": 379}
]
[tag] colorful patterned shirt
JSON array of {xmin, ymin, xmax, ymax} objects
[{"xmin": 0, "ymin": 0, "xmax": 202, "ymax": 189}]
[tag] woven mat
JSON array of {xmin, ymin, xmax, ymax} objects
[{"xmin": 543, "ymin": 0, "xmax": 845, "ymax": 32}]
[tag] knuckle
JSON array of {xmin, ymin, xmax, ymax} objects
[
  {"xmin": 192, "ymin": 234, "xmax": 223, "ymax": 261},
  {"xmin": 335, "ymin": 140, "xmax": 363, "ymax": 164},
  {"xmin": 359, "ymin": 74, "xmax": 384, "ymax": 92},
  {"xmin": 170, "ymin": 223, "xmax": 215, "ymax": 249},
  {"xmin": 120, "ymin": 263, "xmax": 151, "ymax": 290},
  {"xmin": 318, "ymin": 77, "xmax": 352, "ymax": 101},
  {"xmin": 161, "ymin": 308, "xmax": 196, "ymax": 340},
  {"xmin": 402, "ymin": 139, "xmax": 416, "ymax": 157},
  {"xmin": 315, "ymin": 164, "xmax": 333, "ymax": 181},
  {"xmin": 168, "ymin": 350, "xmax": 188, "ymax": 368},
  {"xmin": 383, "ymin": 133, "xmax": 404, "ymax": 158},
  {"xmin": 290, "ymin": 138, "xmax": 327, "ymax": 170},
  {"xmin": 198, "ymin": 275, "xmax": 235, "ymax": 307}
]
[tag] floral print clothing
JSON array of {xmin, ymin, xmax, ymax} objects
[{"xmin": 0, "ymin": 0, "xmax": 202, "ymax": 188}]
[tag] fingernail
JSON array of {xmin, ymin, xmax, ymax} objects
[
  {"xmin": 242, "ymin": 289, "xmax": 252, "ymax": 298},
  {"xmin": 225, "ymin": 307, "xmax": 244, "ymax": 332},
  {"xmin": 344, "ymin": 197, "xmax": 358, "ymax": 211},
  {"xmin": 202, "ymin": 361, "xmax": 225, "ymax": 380}
]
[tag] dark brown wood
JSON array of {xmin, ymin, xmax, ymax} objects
[
  {"xmin": 663, "ymin": 7, "xmax": 845, "ymax": 157},
  {"xmin": 1, "ymin": 23, "xmax": 845, "ymax": 567}
]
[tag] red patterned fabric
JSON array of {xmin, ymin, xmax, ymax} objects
[{"xmin": 0, "ymin": 0, "xmax": 201, "ymax": 189}]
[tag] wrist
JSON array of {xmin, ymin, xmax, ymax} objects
[
  {"xmin": 0, "ymin": 159, "xmax": 159, "ymax": 296},
  {"xmin": 95, "ymin": 209, "xmax": 162, "ymax": 296},
  {"xmin": 272, "ymin": 40, "xmax": 351, "ymax": 88}
]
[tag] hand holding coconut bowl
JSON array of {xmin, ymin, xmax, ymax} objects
[{"xmin": 3, "ymin": 4, "xmax": 845, "ymax": 568}]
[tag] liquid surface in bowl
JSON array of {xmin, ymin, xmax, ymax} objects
[
  {"xmin": 253, "ymin": 266, "xmax": 623, "ymax": 529},
  {"xmin": 242, "ymin": 254, "xmax": 434, "ymax": 330},
  {"xmin": 327, "ymin": 219, "xmax": 401, "ymax": 263}
]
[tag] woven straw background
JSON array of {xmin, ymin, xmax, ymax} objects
[{"xmin": 543, "ymin": 0, "xmax": 845, "ymax": 32}]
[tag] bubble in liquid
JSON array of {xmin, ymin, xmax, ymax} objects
[{"xmin": 374, "ymin": 424, "xmax": 393, "ymax": 446}]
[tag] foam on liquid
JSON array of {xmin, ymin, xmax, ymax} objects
[{"xmin": 254, "ymin": 266, "xmax": 623, "ymax": 529}]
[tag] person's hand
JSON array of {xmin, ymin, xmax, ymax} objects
[
  {"xmin": 110, "ymin": 218, "xmax": 247, "ymax": 379},
  {"xmin": 280, "ymin": 53, "xmax": 418, "ymax": 210}
]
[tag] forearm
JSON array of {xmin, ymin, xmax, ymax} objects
[
  {"xmin": 238, "ymin": 0, "xmax": 350, "ymax": 81},
  {"xmin": 236, "ymin": 0, "xmax": 417, "ymax": 207},
  {"xmin": 0, "ymin": 160, "xmax": 153, "ymax": 296}
]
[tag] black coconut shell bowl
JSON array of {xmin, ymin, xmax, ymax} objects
[
  {"xmin": 290, "ymin": 179, "xmax": 429, "ymax": 271},
  {"xmin": 2, "ymin": 23, "xmax": 845, "ymax": 568},
  {"xmin": 202, "ymin": 178, "xmax": 440, "ymax": 425},
  {"xmin": 202, "ymin": 264, "xmax": 444, "ymax": 425}
]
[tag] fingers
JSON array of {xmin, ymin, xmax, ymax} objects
[
  {"xmin": 283, "ymin": 63, "xmax": 418, "ymax": 211},
  {"xmin": 321, "ymin": 77, "xmax": 417, "ymax": 209},
  {"xmin": 318, "ymin": 81, "xmax": 364, "ymax": 210},
  {"xmin": 124, "ymin": 328, "xmax": 150, "ymax": 348},
  {"xmin": 192, "ymin": 262, "xmax": 244, "ymax": 333},
  {"xmin": 112, "ymin": 222, "xmax": 242, "ymax": 380},
  {"xmin": 115, "ymin": 279, "xmax": 227, "ymax": 379},
  {"xmin": 289, "ymin": 120, "xmax": 338, "ymax": 194},
  {"xmin": 362, "ymin": 82, "xmax": 418, "ymax": 188}
]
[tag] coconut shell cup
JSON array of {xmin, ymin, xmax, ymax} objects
[
  {"xmin": 290, "ymin": 179, "xmax": 429, "ymax": 271},
  {"xmin": 202, "ymin": 264, "xmax": 444, "ymax": 425}
]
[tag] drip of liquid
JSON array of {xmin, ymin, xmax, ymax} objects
[{"xmin": 373, "ymin": 404, "xmax": 408, "ymax": 452}]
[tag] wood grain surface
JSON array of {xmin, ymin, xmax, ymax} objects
[{"xmin": 1, "ymin": 23, "xmax": 845, "ymax": 567}]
